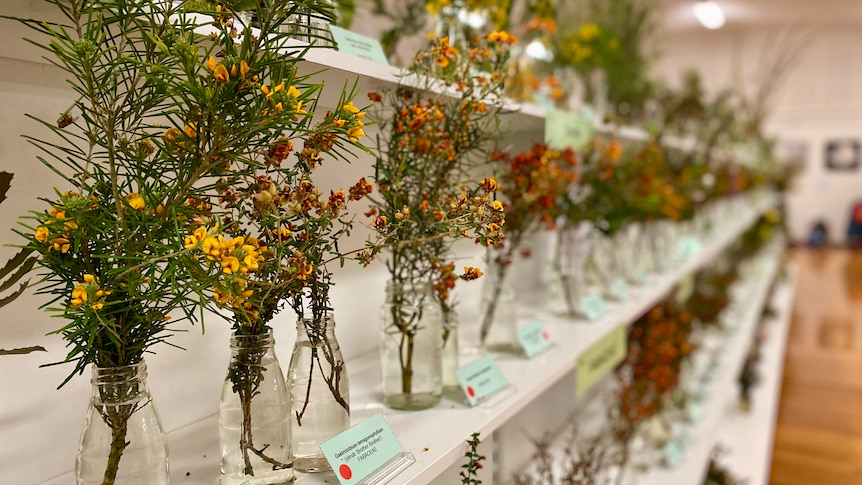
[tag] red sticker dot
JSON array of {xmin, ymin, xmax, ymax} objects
[
  {"xmin": 339, "ymin": 464, "xmax": 353, "ymax": 479},
  {"xmin": 467, "ymin": 386, "xmax": 476, "ymax": 397},
  {"xmin": 542, "ymin": 331, "xmax": 549, "ymax": 340}
]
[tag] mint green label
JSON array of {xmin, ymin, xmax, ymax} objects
[
  {"xmin": 329, "ymin": 25, "xmax": 389, "ymax": 65},
  {"xmin": 320, "ymin": 413, "xmax": 407, "ymax": 484},
  {"xmin": 676, "ymin": 236, "xmax": 702, "ymax": 259},
  {"xmin": 580, "ymin": 293, "xmax": 608, "ymax": 321},
  {"xmin": 687, "ymin": 403, "xmax": 701, "ymax": 423},
  {"xmin": 674, "ymin": 273, "xmax": 695, "ymax": 304},
  {"xmin": 663, "ymin": 441, "xmax": 683, "ymax": 468},
  {"xmin": 576, "ymin": 325, "xmax": 627, "ymax": 396},
  {"xmin": 545, "ymin": 109, "xmax": 593, "ymax": 151},
  {"xmin": 517, "ymin": 320, "xmax": 551, "ymax": 358},
  {"xmin": 611, "ymin": 278, "xmax": 628, "ymax": 301},
  {"xmin": 456, "ymin": 354, "xmax": 509, "ymax": 406},
  {"xmin": 532, "ymin": 93, "xmax": 555, "ymax": 110}
]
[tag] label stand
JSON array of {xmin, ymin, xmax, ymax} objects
[
  {"xmin": 479, "ymin": 384, "xmax": 517, "ymax": 409},
  {"xmin": 357, "ymin": 451, "xmax": 416, "ymax": 485}
]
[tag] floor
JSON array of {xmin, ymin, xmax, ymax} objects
[{"xmin": 770, "ymin": 248, "xmax": 862, "ymax": 484}]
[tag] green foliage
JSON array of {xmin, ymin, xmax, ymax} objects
[
  {"xmin": 10, "ymin": 0, "xmax": 345, "ymax": 384},
  {"xmin": 460, "ymin": 432, "xmax": 484, "ymax": 484}
]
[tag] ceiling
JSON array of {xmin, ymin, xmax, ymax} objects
[{"xmin": 659, "ymin": 0, "xmax": 862, "ymax": 32}]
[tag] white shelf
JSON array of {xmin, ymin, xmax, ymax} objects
[
  {"xmin": 715, "ymin": 266, "xmax": 796, "ymax": 485},
  {"xmin": 50, "ymin": 193, "xmax": 772, "ymax": 485},
  {"xmin": 37, "ymin": 195, "xmax": 780, "ymax": 485},
  {"xmin": 636, "ymin": 240, "xmax": 784, "ymax": 485}
]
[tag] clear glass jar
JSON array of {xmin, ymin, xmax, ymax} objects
[
  {"xmin": 287, "ymin": 313, "xmax": 349, "ymax": 473},
  {"xmin": 613, "ymin": 223, "xmax": 649, "ymax": 286},
  {"xmin": 219, "ymin": 331, "xmax": 293, "ymax": 485},
  {"xmin": 552, "ymin": 223, "xmax": 596, "ymax": 316},
  {"xmin": 288, "ymin": 0, "xmax": 336, "ymax": 46},
  {"xmin": 381, "ymin": 279, "xmax": 443, "ymax": 410},
  {"xmin": 441, "ymin": 306, "xmax": 460, "ymax": 395},
  {"xmin": 76, "ymin": 361, "xmax": 169, "ymax": 485},
  {"xmin": 479, "ymin": 254, "xmax": 519, "ymax": 353}
]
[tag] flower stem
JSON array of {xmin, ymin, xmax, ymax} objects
[{"xmin": 101, "ymin": 408, "xmax": 130, "ymax": 485}]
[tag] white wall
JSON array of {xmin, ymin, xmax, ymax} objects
[{"xmin": 654, "ymin": 25, "xmax": 862, "ymax": 243}]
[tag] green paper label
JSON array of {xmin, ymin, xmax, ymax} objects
[
  {"xmin": 611, "ymin": 278, "xmax": 628, "ymax": 301},
  {"xmin": 687, "ymin": 403, "xmax": 701, "ymax": 423},
  {"xmin": 456, "ymin": 354, "xmax": 509, "ymax": 406},
  {"xmin": 517, "ymin": 320, "xmax": 551, "ymax": 358},
  {"xmin": 545, "ymin": 109, "xmax": 593, "ymax": 151},
  {"xmin": 676, "ymin": 236, "xmax": 702, "ymax": 259},
  {"xmin": 674, "ymin": 273, "xmax": 695, "ymax": 304},
  {"xmin": 576, "ymin": 325, "xmax": 627, "ymax": 396},
  {"xmin": 329, "ymin": 25, "xmax": 389, "ymax": 65},
  {"xmin": 580, "ymin": 293, "xmax": 608, "ymax": 321},
  {"xmin": 663, "ymin": 441, "xmax": 683, "ymax": 468},
  {"xmin": 532, "ymin": 93, "xmax": 555, "ymax": 110},
  {"xmin": 320, "ymin": 413, "xmax": 406, "ymax": 484}
]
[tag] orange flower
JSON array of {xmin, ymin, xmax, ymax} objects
[
  {"xmin": 461, "ymin": 266, "xmax": 483, "ymax": 281},
  {"xmin": 487, "ymin": 31, "xmax": 516, "ymax": 45}
]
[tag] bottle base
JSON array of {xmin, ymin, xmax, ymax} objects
[
  {"xmin": 293, "ymin": 455, "xmax": 331, "ymax": 473},
  {"xmin": 221, "ymin": 470, "xmax": 294, "ymax": 485},
  {"xmin": 384, "ymin": 392, "xmax": 441, "ymax": 410}
]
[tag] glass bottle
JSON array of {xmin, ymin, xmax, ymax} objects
[
  {"xmin": 287, "ymin": 313, "xmax": 350, "ymax": 473},
  {"xmin": 288, "ymin": 0, "xmax": 336, "ymax": 46},
  {"xmin": 440, "ymin": 305, "xmax": 460, "ymax": 395},
  {"xmin": 219, "ymin": 331, "xmax": 293, "ymax": 485},
  {"xmin": 381, "ymin": 279, "xmax": 443, "ymax": 410},
  {"xmin": 479, "ymin": 253, "xmax": 520, "ymax": 354},
  {"xmin": 76, "ymin": 361, "xmax": 169, "ymax": 485},
  {"xmin": 551, "ymin": 223, "xmax": 595, "ymax": 316}
]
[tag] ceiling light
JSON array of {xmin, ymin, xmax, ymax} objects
[{"xmin": 694, "ymin": 1, "xmax": 725, "ymax": 30}]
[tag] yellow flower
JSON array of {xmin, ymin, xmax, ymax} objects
[
  {"xmin": 492, "ymin": 200, "xmax": 504, "ymax": 212},
  {"xmin": 70, "ymin": 284, "xmax": 87, "ymax": 308},
  {"xmin": 51, "ymin": 237, "xmax": 71, "ymax": 253},
  {"xmin": 35, "ymin": 226, "xmax": 49, "ymax": 243},
  {"xmin": 348, "ymin": 126, "xmax": 366, "ymax": 143},
  {"xmin": 184, "ymin": 226, "xmax": 208, "ymax": 249},
  {"xmin": 221, "ymin": 256, "xmax": 240, "ymax": 274},
  {"xmin": 578, "ymin": 23, "xmax": 599, "ymax": 42},
  {"xmin": 262, "ymin": 81, "xmax": 285, "ymax": 98},
  {"xmin": 207, "ymin": 56, "xmax": 230, "ymax": 83},
  {"xmin": 83, "ymin": 274, "xmax": 95, "ymax": 283},
  {"xmin": 239, "ymin": 60, "xmax": 250, "ymax": 78},
  {"xmin": 201, "ymin": 236, "xmax": 221, "ymax": 259},
  {"xmin": 126, "ymin": 193, "xmax": 145, "ymax": 211},
  {"xmin": 342, "ymin": 101, "xmax": 359, "ymax": 114},
  {"xmin": 183, "ymin": 122, "xmax": 197, "ymax": 139}
]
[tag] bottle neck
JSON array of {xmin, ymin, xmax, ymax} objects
[
  {"xmin": 385, "ymin": 279, "xmax": 431, "ymax": 304},
  {"xmin": 90, "ymin": 361, "xmax": 149, "ymax": 402},
  {"xmin": 296, "ymin": 313, "xmax": 336, "ymax": 342},
  {"xmin": 229, "ymin": 331, "xmax": 276, "ymax": 362}
]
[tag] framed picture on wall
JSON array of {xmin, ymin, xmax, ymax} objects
[{"xmin": 825, "ymin": 139, "xmax": 860, "ymax": 171}]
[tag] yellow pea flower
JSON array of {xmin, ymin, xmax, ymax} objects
[
  {"xmin": 221, "ymin": 256, "xmax": 240, "ymax": 274},
  {"xmin": 126, "ymin": 193, "xmax": 145, "ymax": 211},
  {"xmin": 35, "ymin": 226, "xmax": 49, "ymax": 243}
]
